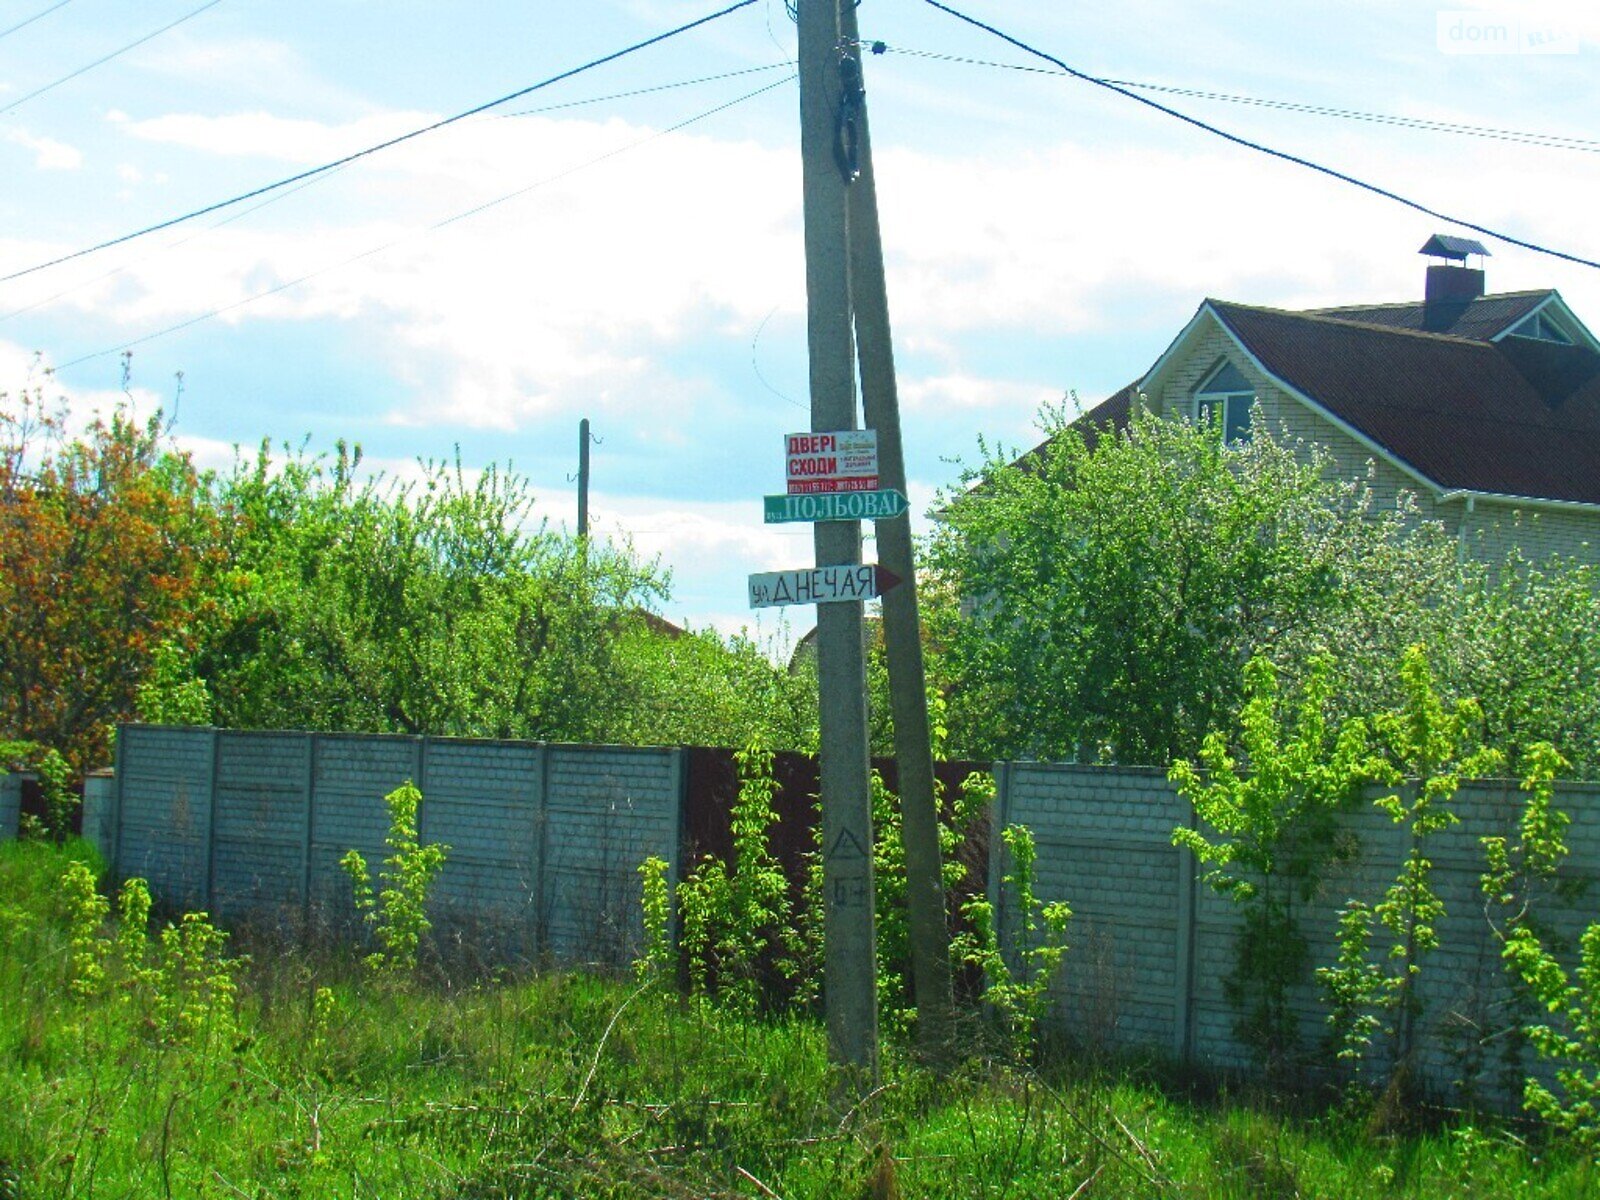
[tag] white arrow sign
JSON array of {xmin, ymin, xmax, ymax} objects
[{"xmin": 747, "ymin": 563, "xmax": 902, "ymax": 609}]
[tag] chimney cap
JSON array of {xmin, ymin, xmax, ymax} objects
[{"xmin": 1420, "ymin": 233, "xmax": 1490, "ymax": 262}]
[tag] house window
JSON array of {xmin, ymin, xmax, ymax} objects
[
  {"xmin": 1508, "ymin": 311, "xmax": 1574, "ymax": 345},
  {"xmin": 1194, "ymin": 360, "xmax": 1255, "ymax": 445}
]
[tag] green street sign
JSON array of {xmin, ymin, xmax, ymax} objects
[{"xmin": 763, "ymin": 488, "xmax": 908, "ymax": 524}]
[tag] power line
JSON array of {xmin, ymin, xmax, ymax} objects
[
  {"xmin": 5, "ymin": 63, "xmax": 791, "ymax": 320},
  {"xmin": 0, "ymin": 166, "xmax": 350, "ymax": 323},
  {"xmin": 917, "ymin": 0, "xmax": 1600, "ymax": 271},
  {"xmin": 1, "ymin": 0, "xmax": 759, "ymax": 286},
  {"xmin": 5, "ymin": 64, "xmax": 792, "ymax": 321},
  {"xmin": 0, "ymin": 0, "xmax": 225, "ymax": 116},
  {"xmin": 55, "ymin": 73, "xmax": 795, "ymax": 369},
  {"xmin": 498, "ymin": 62, "xmax": 790, "ymax": 118},
  {"xmin": 1108, "ymin": 80, "xmax": 1600, "ymax": 154},
  {"xmin": 868, "ymin": 41, "xmax": 1600, "ymax": 154},
  {"xmin": 0, "ymin": 0, "xmax": 74, "ymax": 42}
]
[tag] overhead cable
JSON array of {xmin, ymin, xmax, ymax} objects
[
  {"xmin": 499, "ymin": 61, "xmax": 790, "ymax": 118},
  {"xmin": 6, "ymin": 62, "xmax": 790, "ymax": 320},
  {"xmin": 1, "ymin": 0, "xmax": 759, "ymax": 285},
  {"xmin": 6, "ymin": 63, "xmax": 792, "ymax": 320},
  {"xmin": 55, "ymin": 73, "xmax": 795, "ymax": 369},
  {"xmin": 917, "ymin": 0, "xmax": 1600, "ymax": 271},
  {"xmin": 0, "ymin": 0, "xmax": 226, "ymax": 116},
  {"xmin": 868, "ymin": 42, "xmax": 1600, "ymax": 154},
  {"xmin": 0, "ymin": 0, "xmax": 75, "ymax": 42}
]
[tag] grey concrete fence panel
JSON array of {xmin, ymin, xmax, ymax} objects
[
  {"xmin": 992, "ymin": 763, "xmax": 1600, "ymax": 1105},
  {"xmin": 110, "ymin": 725, "xmax": 684, "ymax": 970}
]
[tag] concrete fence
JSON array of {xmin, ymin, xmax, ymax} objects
[
  {"xmin": 0, "ymin": 770, "xmax": 19, "ymax": 840},
  {"xmin": 991, "ymin": 763, "xmax": 1600, "ymax": 1103},
  {"xmin": 94, "ymin": 725, "xmax": 683, "ymax": 967},
  {"xmin": 19, "ymin": 727, "xmax": 1599, "ymax": 1103}
]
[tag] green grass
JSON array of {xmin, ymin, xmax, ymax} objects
[{"xmin": 1, "ymin": 839, "xmax": 1595, "ymax": 1199}]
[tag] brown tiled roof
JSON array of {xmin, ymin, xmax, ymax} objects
[
  {"xmin": 1209, "ymin": 300, "xmax": 1600, "ymax": 505},
  {"xmin": 1019, "ymin": 380, "xmax": 1138, "ymax": 467},
  {"xmin": 1076, "ymin": 380, "xmax": 1138, "ymax": 442},
  {"xmin": 1302, "ymin": 290, "xmax": 1549, "ymax": 340}
]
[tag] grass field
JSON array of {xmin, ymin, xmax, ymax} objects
[{"xmin": 1, "ymin": 839, "xmax": 1595, "ymax": 1199}]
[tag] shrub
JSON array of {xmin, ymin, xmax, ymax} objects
[
  {"xmin": 952, "ymin": 787, "xmax": 1072, "ymax": 1059},
  {"xmin": 1171, "ymin": 653, "xmax": 1379, "ymax": 1071},
  {"xmin": 673, "ymin": 740, "xmax": 794, "ymax": 1014},
  {"xmin": 339, "ymin": 780, "xmax": 448, "ymax": 977},
  {"xmin": 1482, "ymin": 742, "xmax": 1599, "ymax": 1147},
  {"xmin": 1317, "ymin": 646, "xmax": 1501, "ymax": 1094}
]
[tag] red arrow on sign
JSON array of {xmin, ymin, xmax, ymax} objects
[{"xmin": 872, "ymin": 564, "xmax": 902, "ymax": 595}]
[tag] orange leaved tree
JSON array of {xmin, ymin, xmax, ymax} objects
[{"xmin": 0, "ymin": 378, "xmax": 213, "ymax": 773}]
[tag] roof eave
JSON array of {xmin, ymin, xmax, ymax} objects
[
  {"xmin": 1437, "ymin": 487, "xmax": 1600, "ymax": 516},
  {"xmin": 1136, "ymin": 301, "xmax": 1220, "ymax": 400}
]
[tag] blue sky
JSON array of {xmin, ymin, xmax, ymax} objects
[{"xmin": 4, "ymin": 0, "xmax": 1599, "ymax": 644}]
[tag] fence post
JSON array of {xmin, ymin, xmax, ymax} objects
[
  {"xmin": 534, "ymin": 743, "xmax": 550, "ymax": 958},
  {"xmin": 300, "ymin": 733, "xmax": 317, "ymax": 936},
  {"xmin": 667, "ymin": 746, "xmax": 686, "ymax": 948},
  {"xmin": 414, "ymin": 736, "xmax": 430, "ymax": 840},
  {"xmin": 0, "ymin": 770, "xmax": 18, "ymax": 842},
  {"xmin": 111, "ymin": 725, "xmax": 127, "ymax": 877},
  {"xmin": 1173, "ymin": 791, "xmax": 1197, "ymax": 1061},
  {"xmin": 204, "ymin": 727, "xmax": 221, "ymax": 912}
]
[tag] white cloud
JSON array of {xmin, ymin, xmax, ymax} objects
[
  {"xmin": 4, "ymin": 128, "xmax": 82, "ymax": 170},
  {"xmin": 20, "ymin": 81, "xmax": 1600, "ymax": 481},
  {"xmin": 900, "ymin": 372, "xmax": 1059, "ymax": 413},
  {"xmin": 124, "ymin": 109, "xmax": 436, "ymax": 165}
]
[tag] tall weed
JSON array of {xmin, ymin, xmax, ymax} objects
[{"xmin": 339, "ymin": 779, "xmax": 448, "ymax": 976}]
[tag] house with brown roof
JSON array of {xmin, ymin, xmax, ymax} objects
[{"xmin": 1078, "ymin": 236, "xmax": 1600, "ymax": 566}]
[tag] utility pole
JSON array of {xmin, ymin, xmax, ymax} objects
[
  {"xmin": 577, "ymin": 417, "xmax": 591, "ymax": 539},
  {"xmin": 838, "ymin": 3, "xmax": 955, "ymax": 1064},
  {"xmin": 798, "ymin": 0, "xmax": 878, "ymax": 1086}
]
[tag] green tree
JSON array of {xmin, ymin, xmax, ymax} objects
[
  {"xmin": 924, "ymin": 407, "xmax": 1455, "ymax": 765},
  {"xmin": 1441, "ymin": 551, "xmax": 1600, "ymax": 778},
  {"xmin": 613, "ymin": 624, "xmax": 818, "ymax": 752},
  {"xmin": 184, "ymin": 441, "xmax": 671, "ymax": 744}
]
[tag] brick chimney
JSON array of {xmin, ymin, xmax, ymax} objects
[
  {"xmin": 1426, "ymin": 263, "xmax": 1485, "ymax": 305},
  {"xmin": 1420, "ymin": 233, "xmax": 1489, "ymax": 331}
]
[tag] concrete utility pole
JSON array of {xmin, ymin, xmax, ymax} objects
[
  {"xmin": 838, "ymin": 2, "xmax": 955, "ymax": 1064},
  {"xmin": 798, "ymin": 0, "xmax": 878, "ymax": 1085},
  {"xmin": 577, "ymin": 417, "xmax": 591, "ymax": 539}
]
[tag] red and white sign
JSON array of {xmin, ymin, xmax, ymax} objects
[{"xmin": 785, "ymin": 429, "xmax": 879, "ymax": 495}]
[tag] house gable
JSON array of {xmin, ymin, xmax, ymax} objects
[
  {"xmin": 1136, "ymin": 303, "xmax": 1442, "ymax": 498},
  {"xmin": 1491, "ymin": 291, "xmax": 1600, "ymax": 353},
  {"xmin": 1060, "ymin": 289, "xmax": 1600, "ymax": 567}
]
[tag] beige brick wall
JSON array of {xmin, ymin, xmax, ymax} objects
[
  {"xmin": 1457, "ymin": 502, "xmax": 1599, "ymax": 566},
  {"xmin": 1146, "ymin": 320, "xmax": 1600, "ymax": 569}
]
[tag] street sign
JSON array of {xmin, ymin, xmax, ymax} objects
[
  {"xmin": 748, "ymin": 563, "xmax": 902, "ymax": 609},
  {"xmin": 763, "ymin": 488, "xmax": 908, "ymax": 524},
  {"xmin": 786, "ymin": 429, "xmax": 878, "ymax": 494}
]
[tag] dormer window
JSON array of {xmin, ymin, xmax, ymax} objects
[
  {"xmin": 1508, "ymin": 311, "xmax": 1574, "ymax": 345},
  {"xmin": 1194, "ymin": 360, "xmax": 1255, "ymax": 445}
]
